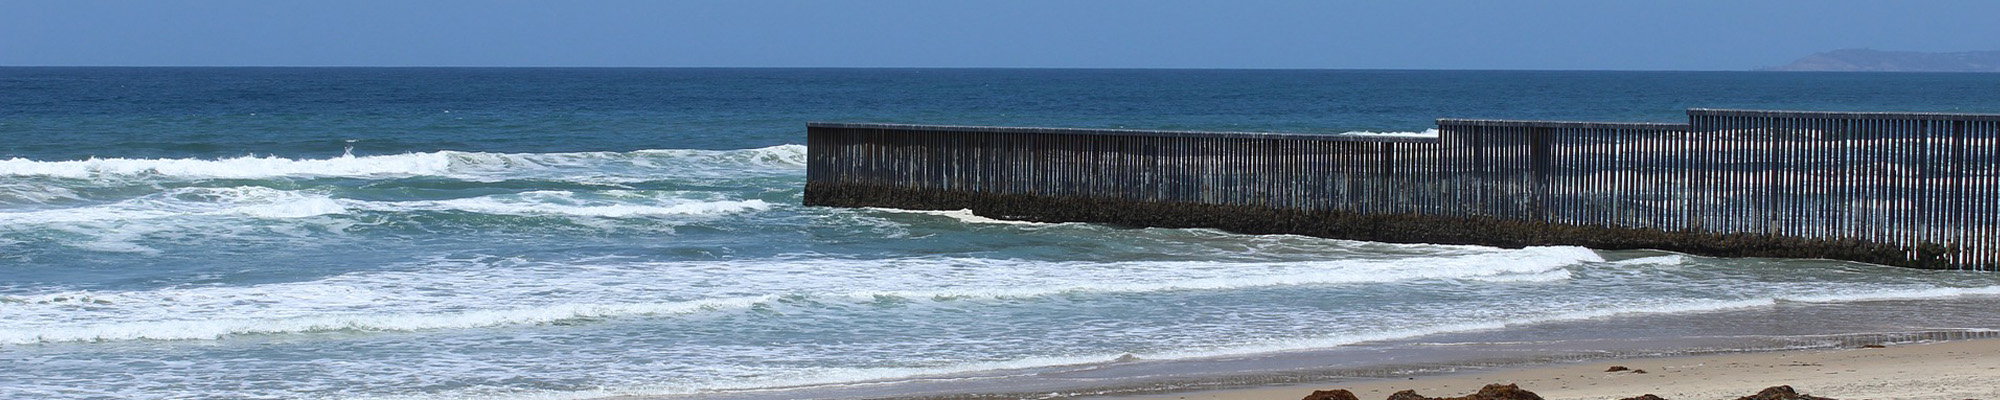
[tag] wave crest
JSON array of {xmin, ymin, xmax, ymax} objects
[
  {"xmin": 0, "ymin": 187, "xmax": 771, "ymax": 227},
  {"xmin": 1335, "ymin": 128, "xmax": 1439, "ymax": 138},
  {"xmin": 0, "ymin": 145, "xmax": 808, "ymax": 182}
]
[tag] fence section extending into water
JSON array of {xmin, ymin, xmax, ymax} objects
[{"xmin": 804, "ymin": 109, "xmax": 2000, "ymax": 270}]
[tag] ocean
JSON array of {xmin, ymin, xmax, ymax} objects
[{"xmin": 5, "ymin": 68, "xmax": 2000, "ymax": 400}]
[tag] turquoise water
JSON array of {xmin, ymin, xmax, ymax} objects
[{"xmin": 5, "ymin": 68, "xmax": 2000, "ymax": 399}]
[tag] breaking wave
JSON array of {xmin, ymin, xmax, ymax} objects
[
  {"xmin": 1335, "ymin": 128, "xmax": 1439, "ymax": 138},
  {"xmin": 0, "ymin": 187, "xmax": 770, "ymax": 226},
  {"xmin": 0, "ymin": 145, "xmax": 807, "ymax": 183}
]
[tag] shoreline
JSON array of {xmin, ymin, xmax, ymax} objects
[
  {"xmin": 616, "ymin": 295, "xmax": 2000, "ymax": 400},
  {"xmin": 616, "ymin": 330, "xmax": 2000, "ymax": 400},
  {"xmin": 1097, "ymin": 338, "xmax": 2000, "ymax": 400}
]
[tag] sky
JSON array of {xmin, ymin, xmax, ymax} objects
[{"xmin": 3, "ymin": 0, "xmax": 1998, "ymax": 70}]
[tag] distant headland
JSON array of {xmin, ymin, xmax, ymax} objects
[{"xmin": 1762, "ymin": 49, "xmax": 2000, "ymax": 72}]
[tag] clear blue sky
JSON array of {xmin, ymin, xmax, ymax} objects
[{"xmin": 4, "ymin": 0, "xmax": 1997, "ymax": 70}]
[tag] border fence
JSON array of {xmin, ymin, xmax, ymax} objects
[{"xmin": 804, "ymin": 109, "xmax": 2000, "ymax": 270}]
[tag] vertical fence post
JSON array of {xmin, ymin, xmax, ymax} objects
[{"xmin": 1530, "ymin": 126, "xmax": 1552, "ymax": 222}]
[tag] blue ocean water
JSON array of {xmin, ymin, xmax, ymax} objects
[{"xmin": 5, "ymin": 68, "xmax": 2000, "ymax": 400}]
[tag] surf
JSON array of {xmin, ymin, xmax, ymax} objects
[{"xmin": 0, "ymin": 144, "xmax": 807, "ymax": 183}]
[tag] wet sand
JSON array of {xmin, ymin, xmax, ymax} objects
[{"xmin": 1101, "ymin": 338, "xmax": 2000, "ymax": 400}]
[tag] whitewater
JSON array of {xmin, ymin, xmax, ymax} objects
[
  {"xmin": 10, "ymin": 68, "xmax": 2000, "ymax": 400},
  {"xmin": 8, "ymin": 145, "xmax": 2000, "ymax": 400}
]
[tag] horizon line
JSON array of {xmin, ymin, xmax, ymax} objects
[{"xmin": 0, "ymin": 65, "xmax": 1803, "ymax": 72}]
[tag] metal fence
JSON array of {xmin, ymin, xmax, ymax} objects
[
  {"xmin": 1681, "ymin": 109, "xmax": 2000, "ymax": 269},
  {"xmin": 805, "ymin": 109, "xmax": 2000, "ymax": 270}
]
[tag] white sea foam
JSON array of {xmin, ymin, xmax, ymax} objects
[
  {"xmin": 0, "ymin": 187, "xmax": 769, "ymax": 229},
  {"xmin": 303, "ymin": 282, "xmax": 2000, "ymax": 400},
  {"xmin": 864, "ymin": 208, "xmax": 1054, "ymax": 225},
  {"xmin": 0, "ymin": 182, "xmax": 83, "ymax": 205},
  {"xmin": 0, "ymin": 153, "xmax": 454, "ymax": 180},
  {"xmin": 0, "ymin": 144, "xmax": 807, "ymax": 183},
  {"xmin": 1616, "ymin": 254, "xmax": 1687, "ymax": 265},
  {"xmin": 354, "ymin": 190, "xmax": 772, "ymax": 218},
  {"xmin": 0, "ymin": 296, "xmax": 775, "ymax": 344},
  {"xmin": 1150, "ymin": 296, "xmax": 1781, "ymax": 360},
  {"xmin": 10, "ymin": 243, "xmax": 1994, "ymax": 361},
  {"xmin": 62, "ymin": 237, "xmax": 163, "ymax": 256},
  {"xmin": 13, "ymin": 252, "xmax": 2000, "ymax": 400},
  {"xmin": 0, "ymin": 202, "xmax": 178, "ymax": 225},
  {"xmin": 0, "ymin": 186, "xmax": 348, "ymax": 226},
  {"xmin": 1143, "ymin": 284, "xmax": 2000, "ymax": 362},
  {"xmin": 234, "ymin": 196, "xmax": 349, "ymax": 218},
  {"xmin": 1147, "ymin": 282, "xmax": 2000, "ymax": 363},
  {"xmin": 0, "ymin": 145, "xmax": 804, "ymax": 251},
  {"xmin": 0, "ymin": 187, "xmax": 768, "ymax": 256},
  {"xmin": 1783, "ymin": 285, "xmax": 2000, "ymax": 303},
  {"xmin": 831, "ymin": 246, "xmax": 1599, "ymax": 302},
  {"xmin": 1335, "ymin": 128, "xmax": 1439, "ymax": 138},
  {"xmin": 4, "ymin": 247, "xmax": 1592, "ymax": 344},
  {"xmin": 337, "ymin": 351, "xmax": 1121, "ymax": 400},
  {"xmin": 1467, "ymin": 268, "xmax": 1574, "ymax": 283},
  {"xmin": 0, "ymin": 247, "xmax": 1596, "ymax": 344}
]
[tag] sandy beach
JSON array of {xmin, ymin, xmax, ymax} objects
[{"xmin": 1103, "ymin": 338, "xmax": 2000, "ymax": 400}]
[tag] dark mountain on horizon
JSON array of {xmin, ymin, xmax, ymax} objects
[{"xmin": 1762, "ymin": 49, "xmax": 2000, "ymax": 72}]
